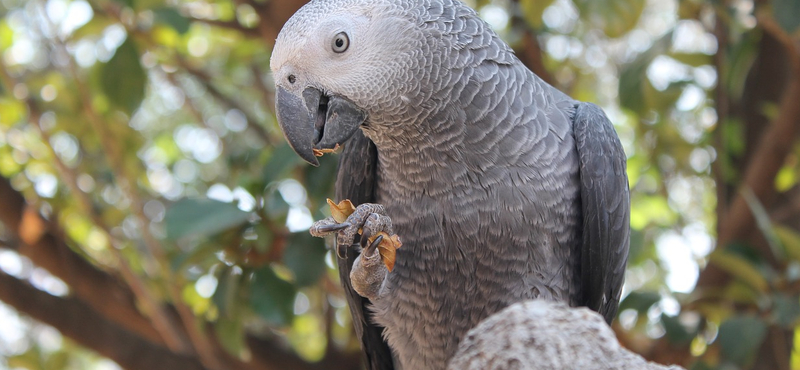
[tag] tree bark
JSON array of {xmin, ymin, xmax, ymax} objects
[{"xmin": 0, "ymin": 269, "xmax": 207, "ymax": 370}]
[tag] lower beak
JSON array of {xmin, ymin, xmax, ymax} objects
[{"xmin": 275, "ymin": 86, "xmax": 366, "ymax": 166}]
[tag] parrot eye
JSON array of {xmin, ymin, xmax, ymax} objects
[{"xmin": 332, "ymin": 32, "xmax": 350, "ymax": 53}]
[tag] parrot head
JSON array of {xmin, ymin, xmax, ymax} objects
[{"xmin": 270, "ymin": 0, "xmax": 427, "ymax": 166}]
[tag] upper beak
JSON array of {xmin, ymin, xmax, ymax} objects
[{"xmin": 275, "ymin": 86, "xmax": 366, "ymax": 166}]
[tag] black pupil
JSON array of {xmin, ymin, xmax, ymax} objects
[{"xmin": 335, "ymin": 38, "xmax": 344, "ymax": 48}]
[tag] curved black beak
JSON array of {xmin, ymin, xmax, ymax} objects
[{"xmin": 276, "ymin": 86, "xmax": 366, "ymax": 166}]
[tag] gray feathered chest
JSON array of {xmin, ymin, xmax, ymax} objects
[{"xmin": 361, "ymin": 60, "xmax": 584, "ymax": 369}]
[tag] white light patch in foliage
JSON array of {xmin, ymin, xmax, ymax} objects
[
  {"xmin": 232, "ymin": 187, "xmax": 256, "ymax": 212},
  {"xmin": 480, "ymin": 5, "xmax": 509, "ymax": 31},
  {"xmin": 543, "ymin": 0, "xmax": 578, "ymax": 34},
  {"xmin": 278, "ymin": 179, "xmax": 307, "ymax": 206},
  {"xmin": 33, "ymin": 173, "xmax": 58, "ymax": 198},
  {"xmin": 30, "ymin": 267, "xmax": 69, "ymax": 297},
  {"xmin": 0, "ymin": 302, "xmax": 28, "ymax": 354},
  {"xmin": 672, "ymin": 20, "xmax": 717, "ymax": 55},
  {"xmin": 287, "ymin": 207, "xmax": 313, "ymax": 232},
  {"xmin": 0, "ymin": 250, "xmax": 26, "ymax": 278},
  {"xmin": 676, "ymin": 85, "xmax": 705, "ymax": 111},
  {"xmin": 656, "ymin": 224, "xmax": 713, "ymax": 293},
  {"xmin": 175, "ymin": 126, "xmax": 222, "ymax": 163},
  {"xmin": 294, "ymin": 292, "xmax": 310, "ymax": 315},
  {"xmin": 647, "ymin": 56, "xmax": 691, "ymax": 91},
  {"xmin": 60, "ymin": 0, "xmax": 93, "ymax": 37},
  {"xmin": 207, "ymin": 183, "xmax": 234, "ymax": 202},
  {"xmin": 195, "ymin": 274, "xmax": 218, "ymax": 298}
]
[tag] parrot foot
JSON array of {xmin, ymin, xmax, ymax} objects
[
  {"xmin": 309, "ymin": 203, "xmax": 394, "ymax": 299},
  {"xmin": 310, "ymin": 203, "xmax": 394, "ymax": 258}
]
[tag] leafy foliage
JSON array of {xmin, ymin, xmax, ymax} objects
[{"xmin": 0, "ymin": 0, "xmax": 799, "ymax": 369}]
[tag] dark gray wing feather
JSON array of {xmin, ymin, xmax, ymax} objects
[
  {"xmin": 573, "ymin": 102, "xmax": 630, "ymax": 324},
  {"xmin": 335, "ymin": 130, "xmax": 394, "ymax": 370}
]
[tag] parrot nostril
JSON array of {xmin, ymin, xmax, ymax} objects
[{"xmin": 288, "ymin": 75, "xmax": 296, "ymax": 84}]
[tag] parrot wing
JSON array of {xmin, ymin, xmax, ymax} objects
[
  {"xmin": 573, "ymin": 102, "xmax": 631, "ymax": 324},
  {"xmin": 335, "ymin": 130, "xmax": 395, "ymax": 370}
]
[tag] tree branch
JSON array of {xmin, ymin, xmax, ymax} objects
[
  {"xmin": 0, "ymin": 269, "xmax": 207, "ymax": 370},
  {"xmin": 699, "ymin": 11, "xmax": 800, "ymax": 287},
  {"xmin": 0, "ymin": 176, "xmax": 166, "ymax": 346}
]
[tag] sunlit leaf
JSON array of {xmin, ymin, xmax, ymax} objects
[
  {"xmin": 573, "ymin": 0, "xmax": 645, "ymax": 38},
  {"xmin": 669, "ymin": 52, "xmax": 711, "ymax": 67},
  {"xmin": 718, "ymin": 315, "xmax": 767, "ymax": 366},
  {"xmin": 249, "ymin": 266, "xmax": 296, "ymax": 326},
  {"xmin": 519, "ymin": 0, "xmax": 556, "ymax": 29},
  {"xmin": 775, "ymin": 164, "xmax": 798, "ymax": 192},
  {"xmin": 7, "ymin": 347, "xmax": 43, "ymax": 369},
  {"xmin": 165, "ymin": 198, "xmax": 252, "ymax": 240},
  {"xmin": 708, "ymin": 249, "xmax": 769, "ymax": 293},
  {"xmin": 71, "ymin": 15, "xmax": 116, "ymax": 40},
  {"xmin": 100, "ymin": 38, "xmax": 146, "ymax": 115},
  {"xmin": 0, "ymin": 22, "xmax": 13, "ymax": 50},
  {"xmin": 43, "ymin": 351, "xmax": 69, "ymax": 370},
  {"xmin": 0, "ymin": 98, "xmax": 26, "ymax": 127},
  {"xmin": 775, "ymin": 225, "xmax": 800, "ymax": 262}
]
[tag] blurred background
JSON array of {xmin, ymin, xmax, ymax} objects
[{"xmin": 0, "ymin": 0, "xmax": 799, "ymax": 369}]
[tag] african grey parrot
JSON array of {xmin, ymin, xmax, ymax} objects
[{"xmin": 270, "ymin": 1, "xmax": 630, "ymax": 369}]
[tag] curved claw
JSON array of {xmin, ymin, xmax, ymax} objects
[
  {"xmin": 316, "ymin": 222, "xmax": 350, "ymax": 233},
  {"xmin": 365, "ymin": 234, "xmax": 383, "ymax": 256},
  {"xmin": 336, "ymin": 243, "xmax": 350, "ymax": 260}
]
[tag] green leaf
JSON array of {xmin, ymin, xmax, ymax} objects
[
  {"xmin": 43, "ymin": 351, "xmax": 69, "ymax": 370},
  {"xmin": 775, "ymin": 225, "xmax": 800, "ymax": 262},
  {"xmin": 165, "ymin": 198, "xmax": 252, "ymax": 240},
  {"xmin": 618, "ymin": 291, "xmax": 661, "ymax": 313},
  {"xmin": 250, "ymin": 267, "xmax": 296, "ymax": 326},
  {"xmin": 573, "ymin": 0, "xmax": 646, "ymax": 38},
  {"xmin": 213, "ymin": 265, "xmax": 244, "ymax": 318},
  {"xmin": 717, "ymin": 315, "xmax": 767, "ymax": 366},
  {"xmin": 618, "ymin": 33, "xmax": 672, "ymax": 114},
  {"xmin": 519, "ymin": 0, "xmax": 556, "ymax": 29},
  {"xmin": 660, "ymin": 313, "xmax": 697, "ymax": 345},
  {"xmin": 775, "ymin": 164, "xmax": 798, "ymax": 192},
  {"xmin": 741, "ymin": 187, "xmax": 785, "ymax": 261},
  {"xmin": 262, "ymin": 142, "xmax": 301, "ymax": 183},
  {"xmin": 772, "ymin": 293, "xmax": 800, "ymax": 328},
  {"xmin": 708, "ymin": 249, "xmax": 769, "ymax": 293},
  {"xmin": 111, "ymin": 0, "xmax": 134, "ymax": 7},
  {"xmin": 100, "ymin": 38, "xmax": 146, "ymax": 115},
  {"xmin": 153, "ymin": 7, "xmax": 191, "ymax": 34},
  {"xmin": 214, "ymin": 316, "xmax": 248, "ymax": 358},
  {"xmin": 773, "ymin": 0, "xmax": 800, "ymax": 34},
  {"xmin": 669, "ymin": 52, "xmax": 712, "ymax": 67},
  {"xmin": 283, "ymin": 232, "xmax": 328, "ymax": 287}
]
